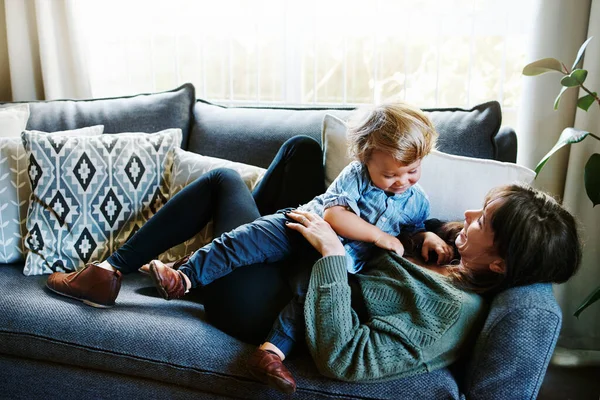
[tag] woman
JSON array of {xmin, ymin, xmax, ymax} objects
[
  {"xmin": 46, "ymin": 136, "xmax": 581, "ymax": 392},
  {"xmin": 283, "ymin": 184, "xmax": 581, "ymax": 382}
]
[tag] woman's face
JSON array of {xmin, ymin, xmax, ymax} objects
[{"xmin": 455, "ymin": 198, "xmax": 505, "ymax": 273}]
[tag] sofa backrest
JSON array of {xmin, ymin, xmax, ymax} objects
[
  {"xmin": 188, "ymin": 100, "xmax": 512, "ymax": 169},
  {"xmin": 15, "ymin": 84, "xmax": 195, "ymax": 148}
]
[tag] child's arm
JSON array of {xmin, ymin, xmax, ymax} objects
[
  {"xmin": 324, "ymin": 206, "xmax": 404, "ymax": 255},
  {"xmin": 411, "ymin": 231, "xmax": 453, "ymax": 264}
]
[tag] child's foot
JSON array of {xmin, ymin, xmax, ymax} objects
[
  {"xmin": 148, "ymin": 260, "xmax": 189, "ymax": 300},
  {"xmin": 138, "ymin": 254, "xmax": 192, "ymax": 275},
  {"xmin": 247, "ymin": 348, "xmax": 297, "ymax": 394}
]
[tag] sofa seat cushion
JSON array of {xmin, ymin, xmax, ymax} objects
[
  {"xmin": 21, "ymin": 84, "xmax": 195, "ymax": 149},
  {"xmin": 0, "ymin": 264, "xmax": 460, "ymax": 399},
  {"xmin": 189, "ymin": 100, "xmax": 503, "ymax": 169}
]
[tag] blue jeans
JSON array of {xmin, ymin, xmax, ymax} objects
[{"xmin": 107, "ymin": 135, "xmax": 325, "ymax": 353}]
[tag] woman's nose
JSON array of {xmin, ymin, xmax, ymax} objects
[{"xmin": 464, "ymin": 209, "xmax": 477, "ymax": 223}]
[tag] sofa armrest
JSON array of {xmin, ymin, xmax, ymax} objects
[
  {"xmin": 493, "ymin": 126, "xmax": 517, "ymax": 163},
  {"xmin": 463, "ymin": 284, "xmax": 561, "ymax": 400}
]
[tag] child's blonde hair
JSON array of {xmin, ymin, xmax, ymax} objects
[{"xmin": 347, "ymin": 102, "xmax": 438, "ymax": 165}]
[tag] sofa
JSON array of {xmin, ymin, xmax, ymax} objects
[{"xmin": 0, "ymin": 83, "xmax": 562, "ymax": 399}]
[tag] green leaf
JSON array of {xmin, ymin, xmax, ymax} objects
[
  {"xmin": 571, "ymin": 36, "xmax": 594, "ymax": 70},
  {"xmin": 573, "ymin": 285, "xmax": 600, "ymax": 318},
  {"xmin": 560, "ymin": 69, "xmax": 588, "ymax": 87},
  {"xmin": 523, "ymin": 58, "xmax": 565, "ymax": 76},
  {"xmin": 554, "ymin": 86, "xmax": 570, "ymax": 110},
  {"xmin": 577, "ymin": 92, "xmax": 597, "ymax": 111},
  {"xmin": 535, "ymin": 128, "xmax": 591, "ymax": 174},
  {"xmin": 584, "ymin": 153, "xmax": 600, "ymax": 206}
]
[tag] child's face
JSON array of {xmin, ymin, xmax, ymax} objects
[{"xmin": 365, "ymin": 150, "xmax": 422, "ymax": 194}]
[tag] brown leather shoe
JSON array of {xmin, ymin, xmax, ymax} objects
[
  {"xmin": 148, "ymin": 259, "xmax": 187, "ymax": 300},
  {"xmin": 46, "ymin": 263, "xmax": 122, "ymax": 308},
  {"xmin": 247, "ymin": 349, "xmax": 297, "ymax": 394},
  {"xmin": 138, "ymin": 253, "xmax": 192, "ymax": 275}
]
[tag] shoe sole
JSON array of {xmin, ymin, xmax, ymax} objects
[
  {"xmin": 45, "ymin": 283, "xmax": 113, "ymax": 309},
  {"xmin": 148, "ymin": 261, "xmax": 171, "ymax": 300},
  {"xmin": 248, "ymin": 369, "xmax": 296, "ymax": 394}
]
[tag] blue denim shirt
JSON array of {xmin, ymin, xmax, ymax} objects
[{"xmin": 299, "ymin": 161, "xmax": 430, "ymax": 272}]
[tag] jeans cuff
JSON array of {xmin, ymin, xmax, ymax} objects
[{"xmin": 265, "ymin": 328, "xmax": 296, "ymax": 357}]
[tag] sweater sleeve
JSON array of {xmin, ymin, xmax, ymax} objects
[{"xmin": 304, "ymin": 256, "xmax": 424, "ymax": 382}]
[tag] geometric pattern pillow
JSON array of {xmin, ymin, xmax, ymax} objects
[
  {"xmin": 1, "ymin": 126, "xmax": 105, "ymax": 265},
  {"xmin": 158, "ymin": 148, "xmax": 266, "ymax": 263},
  {"xmin": 21, "ymin": 128, "xmax": 181, "ymax": 275}
]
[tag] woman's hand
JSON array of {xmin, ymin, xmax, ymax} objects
[
  {"xmin": 374, "ymin": 232, "xmax": 405, "ymax": 256},
  {"xmin": 285, "ymin": 210, "xmax": 346, "ymax": 257}
]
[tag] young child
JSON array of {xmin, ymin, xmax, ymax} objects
[{"xmin": 147, "ymin": 101, "xmax": 453, "ymax": 394}]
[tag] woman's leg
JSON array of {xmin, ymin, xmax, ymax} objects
[
  {"xmin": 252, "ymin": 135, "xmax": 325, "ymax": 216},
  {"xmin": 107, "ymin": 168, "xmax": 260, "ymax": 273},
  {"xmin": 202, "ymin": 136, "xmax": 326, "ymax": 343}
]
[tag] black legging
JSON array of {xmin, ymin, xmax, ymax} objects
[{"xmin": 107, "ymin": 135, "xmax": 325, "ymax": 344}]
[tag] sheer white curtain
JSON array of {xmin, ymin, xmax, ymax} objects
[
  {"xmin": 4, "ymin": 0, "xmax": 91, "ymax": 100},
  {"xmin": 518, "ymin": 0, "xmax": 600, "ymax": 365}
]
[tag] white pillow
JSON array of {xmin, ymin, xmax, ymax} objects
[
  {"xmin": 0, "ymin": 104, "xmax": 30, "ymax": 138},
  {"xmin": 159, "ymin": 148, "xmax": 266, "ymax": 263},
  {"xmin": 322, "ymin": 113, "xmax": 535, "ymax": 221}
]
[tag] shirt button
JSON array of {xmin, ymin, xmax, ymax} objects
[{"xmin": 381, "ymin": 217, "xmax": 387, "ymax": 222}]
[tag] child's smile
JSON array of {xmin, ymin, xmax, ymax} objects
[{"xmin": 365, "ymin": 150, "xmax": 422, "ymax": 194}]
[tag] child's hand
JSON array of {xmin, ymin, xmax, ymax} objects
[
  {"xmin": 421, "ymin": 232, "xmax": 454, "ymax": 265},
  {"xmin": 374, "ymin": 233, "xmax": 405, "ymax": 256}
]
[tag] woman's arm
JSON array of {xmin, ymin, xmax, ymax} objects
[{"xmin": 303, "ymin": 256, "xmax": 423, "ymax": 382}]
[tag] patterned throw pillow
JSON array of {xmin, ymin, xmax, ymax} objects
[
  {"xmin": 1, "ymin": 125, "xmax": 104, "ymax": 265},
  {"xmin": 0, "ymin": 104, "xmax": 31, "ymax": 263},
  {"xmin": 159, "ymin": 148, "xmax": 266, "ymax": 263},
  {"xmin": 21, "ymin": 128, "xmax": 181, "ymax": 275}
]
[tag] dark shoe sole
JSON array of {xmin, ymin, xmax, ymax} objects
[
  {"xmin": 45, "ymin": 283, "xmax": 113, "ymax": 309},
  {"xmin": 248, "ymin": 369, "xmax": 296, "ymax": 394}
]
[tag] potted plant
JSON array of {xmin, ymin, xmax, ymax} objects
[{"xmin": 523, "ymin": 36, "xmax": 599, "ymax": 317}]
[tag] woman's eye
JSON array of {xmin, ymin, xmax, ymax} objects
[{"xmin": 409, "ymin": 169, "xmax": 417, "ymax": 174}]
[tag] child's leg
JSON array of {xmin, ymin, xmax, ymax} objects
[{"xmin": 178, "ymin": 212, "xmax": 309, "ymax": 288}]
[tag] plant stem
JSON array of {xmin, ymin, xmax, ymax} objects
[
  {"xmin": 590, "ymin": 133, "xmax": 600, "ymax": 141},
  {"xmin": 580, "ymin": 84, "xmax": 600, "ymax": 107}
]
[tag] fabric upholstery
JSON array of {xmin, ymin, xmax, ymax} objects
[
  {"xmin": 0, "ymin": 263, "xmax": 460, "ymax": 399},
  {"xmin": 22, "ymin": 83, "xmax": 195, "ymax": 148},
  {"xmin": 188, "ymin": 100, "xmax": 507, "ymax": 169},
  {"xmin": 463, "ymin": 284, "xmax": 562, "ymax": 399},
  {"xmin": 21, "ymin": 129, "xmax": 180, "ymax": 275}
]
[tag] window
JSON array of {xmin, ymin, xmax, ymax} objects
[{"xmin": 78, "ymin": 0, "xmax": 534, "ymax": 127}]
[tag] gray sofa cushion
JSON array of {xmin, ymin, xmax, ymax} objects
[
  {"xmin": 20, "ymin": 84, "xmax": 195, "ymax": 148},
  {"xmin": 189, "ymin": 101, "xmax": 505, "ymax": 169},
  {"xmin": 0, "ymin": 264, "xmax": 460, "ymax": 399}
]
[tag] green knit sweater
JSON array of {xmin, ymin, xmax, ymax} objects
[{"xmin": 304, "ymin": 251, "xmax": 486, "ymax": 382}]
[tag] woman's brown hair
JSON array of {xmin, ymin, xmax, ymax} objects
[{"xmin": 447, "ymin": 184, "xmax": 581, "ymax": 294}]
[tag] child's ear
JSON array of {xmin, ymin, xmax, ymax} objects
[{"xmin": 489, "ymin": 259, "xmax": 506, "ymax": 274}]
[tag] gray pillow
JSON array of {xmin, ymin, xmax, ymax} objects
[
  {"xmin": 23, "ymin": 84, "xmax": 195, "ymax": 149},
  {"xmin": 188, "ymin": 100, "xmax": 503, "ymax": 168}
]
